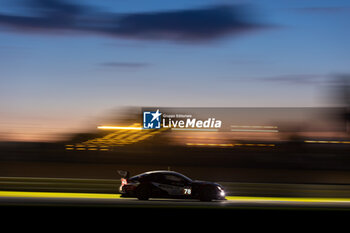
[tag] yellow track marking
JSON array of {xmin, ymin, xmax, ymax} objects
[
  {"xmin": 0, "ymin": 191, "xmax": 350, "ymax": 203},
  {"xmin": 225, "ymin": 196, "xmax": 350, "ymax": 203},
  {"xmin": 0, "ymin": 191, "xmax": 121, "ymax": 199}
]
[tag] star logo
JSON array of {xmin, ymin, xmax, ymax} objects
[{"xmin": 151, "ymin": 109, "xmax": 162, "ymax": 122}]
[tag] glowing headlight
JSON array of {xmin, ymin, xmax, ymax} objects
[{"xmin": 220, "ymin": 191, "xmax": 225, "ymax": 196}]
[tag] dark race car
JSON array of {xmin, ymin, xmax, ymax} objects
[{"xmin": 118, "ymin": 170, "xmax": 226, "ymax": 201}]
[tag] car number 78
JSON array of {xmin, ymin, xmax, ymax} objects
[{"xmin": 184, "ymin": 188, "xmax": 192, "ymax": 195}]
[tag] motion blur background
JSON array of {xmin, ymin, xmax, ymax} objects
[{"xmin": 0, "ymin": 0, "xmax": 350, "ymax": 197}]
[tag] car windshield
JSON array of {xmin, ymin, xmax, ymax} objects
[
  {"xmin": 169, "ymin": 172, "xmax": 192, "ymax": 182},
  {"xmin": 177, "ymin": 173, "xmax": 192, "ymax": 181}
]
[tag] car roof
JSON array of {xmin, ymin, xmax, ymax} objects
[
  {"xmin": 136, "ymin": 170, "xmax": 192, "ymax": 181},
  {"xmin": 143, "ymin": 170, "xmax": 181, "ymax": 175}
]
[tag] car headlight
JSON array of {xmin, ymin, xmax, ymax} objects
[{"xmin": 217, "ymin": 186, "xmax": 225, "ymax": 196}]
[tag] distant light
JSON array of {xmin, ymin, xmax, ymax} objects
[
  {"xmin": 230, "ymin": 129, "xmax": 279, "ymax": 133},
  {"xmin": 186, "ymin": 143, "xmax": 275, "ymax": 147},
  {"xmin": 231, "ymin": 125, "xmax": 278, "ymax": 129},
  {"xmin": 97, "ymin": 126, "xmax": 143, "ymax": 130},
  {"xmin": 304, "ymin": 140, "xmax": 350, "ymax": 144},
  {"xmin": 186, "ymin": 143, "xmax": 233, "ymax": 147}
]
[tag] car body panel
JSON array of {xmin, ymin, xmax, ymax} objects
[{"xmin": 119, "ymin": 170, "xmax": 226, "ymax": 201}]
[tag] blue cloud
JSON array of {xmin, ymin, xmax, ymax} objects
[{"xmin": 0, "ymin": 0, "xmax": 269, "ymax": 42}]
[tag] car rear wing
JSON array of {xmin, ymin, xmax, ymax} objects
[{"xmin": 117, "ymin": 170, "xmax": 130, "ymax": 179}]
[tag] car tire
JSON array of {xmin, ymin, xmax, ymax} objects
[{"xmin": 136, "ymin": 184, "xmax": 150, "ymax": 200}]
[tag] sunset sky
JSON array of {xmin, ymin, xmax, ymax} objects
[{"xmin": 0, "ymin": 0, "xmax": 349, "ymax": 141}]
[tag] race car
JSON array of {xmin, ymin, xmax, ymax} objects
[{"xmin": 118, "ymin": 170, "xmax": 226, "ymax": 201}]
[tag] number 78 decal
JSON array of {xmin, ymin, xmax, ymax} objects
[{"xmin": 183, "ymin": 188, "xmax": 192, "ymax": 195}]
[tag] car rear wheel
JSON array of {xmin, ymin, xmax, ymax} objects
[{"xmin": 136, "ymin": 184, "xmax": 150, "ymax": 200}]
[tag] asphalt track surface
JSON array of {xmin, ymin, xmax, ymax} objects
[{"xmin": 1, "ymin": 191, "xmax": 350, "ymax": 210}]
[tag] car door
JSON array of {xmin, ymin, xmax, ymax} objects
[{"xmin": 152, "ymin": 173, "xmax": 190, "ymax": 197}]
